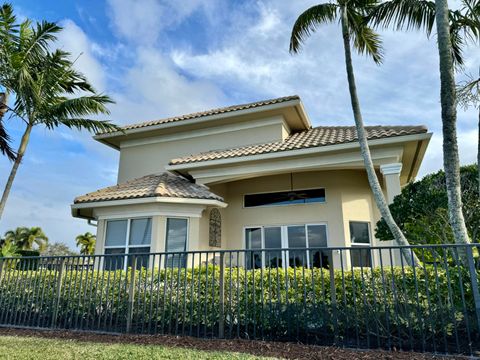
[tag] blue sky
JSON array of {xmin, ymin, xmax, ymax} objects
[{"xmin": 1, "ymin": 0, "xmax": 479, "ymax": 250}]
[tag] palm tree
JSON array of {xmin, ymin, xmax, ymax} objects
[
  {"xmin": 368, "ymin": 0, "xmax": 479, "ymax": 246},
  {"xmin": 290, "ymin": 0, "xmax": 419, "ymax": 265},
  {"xmin": 0, "ymin": 4, "xmax": 119, "ymax": 219},
  {"xmin": 76, "ymin": 232, "xmax": 96, "ymax": 255},
  {"xmin": 4, "ymin": 226, "xmax": 48, "ymax": 252}
]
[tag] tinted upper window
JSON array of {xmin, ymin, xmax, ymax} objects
[{"xmin": 244, "ymin": 188, "xmax": 325, "ymax": 207}]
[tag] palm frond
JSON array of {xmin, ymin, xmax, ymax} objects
[
  {"xmin": 54, "ymin": 118, "xmax": 121, "ymax": 133},
  {"xmin": 20, "ymin": 21, "xmax": 61, "ymax": 65},
  {"xmin": 347, "ymin": 8, "xmax": 384, "ymax": 64},
  {"xmin": 290, "ymin": 3, "xmax": 339, "ymax": 53},
  {"xmin": 457, "ymin": 74, "xmax": 480, "ymax": 108},
  {"xmin": 0, "ymin": 119, "xmax": 15, "ymax": 160},
  {"xmin": 368, "ymin": 0, "xmax": 436, "ymax": 36}
]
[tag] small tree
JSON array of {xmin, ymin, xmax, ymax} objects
[
  {"xmin": 4, "ymin": 226, "xmax": 48, "ymax": 253},
  {"xmin": 376, "ymin": 164, "xmax": 480, "ymax": 245},
  {"xmin": 76, "ymin": 232, "xmax": 96, "ymax": 255},
  {"xmin": 43, "ymin": 242, "xmax": 77, "ymax": 256}
]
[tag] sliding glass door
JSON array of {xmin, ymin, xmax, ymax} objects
[{"xmin": 245, "ymin": 224, "xmax": 328, "ymax": 269}]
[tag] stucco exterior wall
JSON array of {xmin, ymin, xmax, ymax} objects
[
  {"xmin": 221, "ymin": 170, "xmax": 376, "ymax": 250},
  {"xmin": 91, "ymin": 169, "xmax": 400, "ymax": 269},
  {"xmin": 117, "ymin": 118, "xmax": 287, "ymax": 183}
]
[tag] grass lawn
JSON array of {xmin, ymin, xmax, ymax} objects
[{"xmin": 0, "ymin": 335, "xmax": 276, "ymax": 360}]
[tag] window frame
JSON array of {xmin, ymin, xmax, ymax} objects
[
  {"xmin": 164, "ymin": 217, "xmax": 190, "ymax": 269},
  {"xmin": 243, "ymin": 187, "xmax": 327, "ymax": 208},
  {"xmin": 103, "ymin": 217, "xmax": 153, "ymax": 270},
  {"xmin": 244, "ymin": 222, "xmax": 329, "ymax": 269},
  {"xmin": 164, "ymin": 217, "xmax": 190, "ymax": 253},
  {"xmin": 348, "ymin": 221, "xmax": 373, "ymax": 268}
]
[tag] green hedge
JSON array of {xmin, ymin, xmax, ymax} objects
[{"xmin": 0, "ymin": 264, "xmax": 478, "ymax": 352}]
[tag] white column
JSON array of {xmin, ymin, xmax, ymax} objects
[{"xmin": 380, "ymin": 163, "xmax": 403, "ymax": 204}]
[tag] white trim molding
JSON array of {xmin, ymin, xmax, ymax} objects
[
  {"xmin": 71, "ymin": 196, "xmax": 228, "ymax": 210},
  {"xmin": 380, "ymin": 163, "xmax": 403, "ymax": 176}
]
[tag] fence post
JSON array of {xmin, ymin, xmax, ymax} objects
[
  {"xmin": 466, "ymin": 246, "xmax": 480, "ymax": 333},
  {"xmin": 328, "ymin": 251, "xmax": 338, "ymax": 343},
  {"xmin": 51, "ymin": 258, "xmax": 66, "ymax": 328},
  {"xmin": 126, "ymin": 256, "xmax": 137, "ymax": 333},
  {"xmin": 218, "ymin": 252, "xmax": 225, "ymax": 339}
]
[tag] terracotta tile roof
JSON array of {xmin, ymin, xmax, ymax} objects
[
  {"xmin": 169, "ymin": 125, "xmax": 428, "ymax": 166},
  {"xmin": 74, "ymin": 172, "xmax": 223, "ymax": 204},
  {"xmin": 105, "ymin": 95, "xmax": 300, "ymax": 133}
]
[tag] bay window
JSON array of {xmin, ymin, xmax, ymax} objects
[{"xmin": 104, "ymin": 218, "xmax": 152, "ymax": 270}]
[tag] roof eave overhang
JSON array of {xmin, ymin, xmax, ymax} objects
[
  {"xmin": 166, "ymin": 132, "xmax": 433, "ymax": 172},
  {"xmin": 93, "ymin": 99, "xmax": 310, "ymax": 150},
  {"xmin": 71, "ymin": 196, "xmax": 228, "ymax": 219},
  {"xmin": 405, "ymin": 132, "xmax": 432, "ymax": 182}
]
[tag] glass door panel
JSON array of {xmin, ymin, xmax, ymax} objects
[
  {"xmin": 287, "ymin": 225, "xmax": 307, "ymax": 267},
  {"xmin": 307, "ymin": 225, "xmax": 329, "ymax": 268},
  {"xmin": 245, "ymin": 228, "xmax": 262, "ymax": 269},
  {"xmin": 264, "ymin": 227, "xmax": 282, "ymax": 268}
]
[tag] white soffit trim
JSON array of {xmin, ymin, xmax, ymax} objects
[
  {"xmin": 166, "ymin": 133, "xmax": 432, "ymax": 171},
  {"xmin": 95, "ymin": 99, "xmax": 302, "ymax": 140},
  {"xmin": 71, "ymin": 197, "xmax": 228, "ymax": 210}
]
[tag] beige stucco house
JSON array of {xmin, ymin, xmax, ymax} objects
[{"xmin": 71, "ymin": 95, "xmax": 431, "ymax": 269}]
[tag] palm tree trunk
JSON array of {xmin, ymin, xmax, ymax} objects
[
  {"xmin": 0, "ymin": 123, "xmax": 33, "ymax": 219},
  {"xmin": 340, "ymin": 10, "xmax": 419, "ymax": 266},
  {"xmin": 478, "ymin": 107, "xmax": 480, "ymax": 196},
  {"xmin": 434, "ymin": 0, "xmax": 470, "ymax": 247}
]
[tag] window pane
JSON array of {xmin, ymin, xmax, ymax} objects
[
  {"xmin": 350, "ymin": 222, "xmax": 370, "ymax": 244},
  {"xmin": 129, "ymin": 218, "xmax": 152, "ymax": 246},
  {"xmin": 165, "ymin": 218, "xmax": 188, "ymax": 268},
  {"xmin": 351, "ymin": 247, "xmax": 372, "ymax": 267},
  {"xmin": 307, "ymin": 225, "xmax": 329, "ymax": 269},
  {"xmin": 245, "ymin": 228, "xmax": 262, "ymax": 269},
  {"xmin": 128, "ymin": 246, "xmax": 150, "ymax": 269},
  {"xmin": 105, "ymin": 220, "xmax": 128, "ymax": 247},
  {"xmin": 244, "ymin": 188, "xmax": 325, "ymax": 207},
  {"xmin": 104, "ymin": 248, "xmax": 125, "ymax": 270},
  {"xmin": 166, "ymin": 218, "xmax": 188, "ymax": 252},
  {"xmin": 264, "ymin": 227, "xmax": 282, "ymax": 268},
  {"xmin": 288, "ymin": 226, "xmax": 306, "ymax": 267}
]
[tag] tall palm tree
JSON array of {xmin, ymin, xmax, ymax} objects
[
  {"xmin": 76, "ymin": 232, "xmax": 96, "ymax": 255},
  {"xmin": 4, "ymin": 226, "xmax": 48, "ymax": 252},
  {"xmin": 290, "ymin": 0, "xmax": 418, "ymax": 265},
  {"xmin": 0, "ymin": 4, "xmax": 119, "ymax": 219},
  {"xmin": 369, "ymin": 0, "xmax": 479, "ymax": 246}
]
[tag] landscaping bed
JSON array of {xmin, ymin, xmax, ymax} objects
[{"xmin": 0, "ymin": 328, "xmax": 471, "ymax": 360}]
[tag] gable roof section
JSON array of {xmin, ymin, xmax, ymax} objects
[
  {"xmin": 74, "ymin": 172, "xmax": 223, "ymax": 204},
  {"xmin": 103, "ymin": 95, "xmax": 301, "ymax": 133},
  {"xmin": 169, "ymin": 125, "xmax": 428, "ymax": 166}
]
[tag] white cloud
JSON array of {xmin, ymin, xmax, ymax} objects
[
  {"xmin": 106, "ymin": 0, "xmax": 216, "ymax": 45},
  {"xmin": 56, "ymin": 20, "xmax": 107, "ymax": 92}
]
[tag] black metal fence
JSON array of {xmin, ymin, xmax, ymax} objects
[{"xmin": 0, "ymin": 244, "xmax": 479, "ymax": 355}]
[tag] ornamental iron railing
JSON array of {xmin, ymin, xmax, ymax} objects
[{"xmin": 0, "ymin": 244, "xmax": 479, "ymax": 355}]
